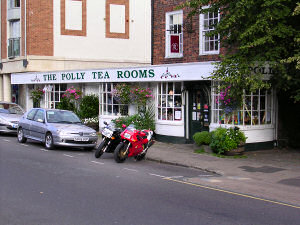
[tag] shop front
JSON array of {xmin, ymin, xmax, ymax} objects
[{"xmin": 11, "ymin": 62, "xmax": 277, "ymax": 148}]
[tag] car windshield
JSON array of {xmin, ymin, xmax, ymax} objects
[
  {"xmin": 46, "ymin": 110, "xmax": 81, "ymax": 124},
  {"xmin": 0, "ymin": 103, "xmax": 24, "ymax": 115}
]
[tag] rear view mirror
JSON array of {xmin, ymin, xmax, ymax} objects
[{"xmin": 104, "ymin": 121, "xmax": 108, "ymax": 125}]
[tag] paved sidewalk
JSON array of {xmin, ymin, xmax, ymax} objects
[{"xmin": 146, "ymin": 142, "xmax": 300, "ymax": 207}]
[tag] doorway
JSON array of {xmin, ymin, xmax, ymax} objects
[{"xmin": 188, "ymin": 82, "xmax": 210, "ymax": 140}]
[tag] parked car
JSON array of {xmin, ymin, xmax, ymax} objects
[
  {"xmin": 17, "ymin": 108, "xmax": 98, "ymax": 150},
  {"xmin": 0, "ymin": 101, "xmax": 25, "ymax": 134}
]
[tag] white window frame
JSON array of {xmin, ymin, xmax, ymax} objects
[
  {"xmin": 199, "ymin": 7, "xmax": 220, "ymax": 55},
  {"xmin": 44, "ymin": 84, "xmax": 68, "ymax": 109},
  {"xmin": 165, "ymin": 10, "xmax": 183, "ymax": 58},
  {"xmin": 99, "ymin": 83, "xmax": 128, "ymax": 116},
  {"xmin": 156, "ymin": 82, "xmax": 183, "ymax": 122},
  {"xmin": 211, "ymin": 82, "xmax": 274, "ymax": 127}
]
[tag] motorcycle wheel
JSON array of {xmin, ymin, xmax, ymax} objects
[
  {"xmin": 114, "ymin": 142, "xmax": 127, "ymax": 163},
  {"xmin": 95, "ymin": 141, "xmax": 106, "ymax": 158}
]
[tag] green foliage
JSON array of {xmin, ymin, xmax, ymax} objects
[
  {"xmin": 193, "ymin": 131, "xmax": 212, "ymax": 146},
  {"xmin": 77, "ymin": 95, "xmax": 99, "ymax": 119},
  {"xmin": 56, "ymin": 97, "xmax": 75, "ymax": 112},
  {"xmin": 112, "ymin": 83, "xmax": 132, "ymax": 104},
  {"xmin": 209, "ymin": 127, "xmax": 247, "ymax": 155},
  {"xmin": 112, "ymin": 105, "xmax": 155, "ymax": 131},
  {"xmin": 179, "ymin": 0, "xmax": 300, "ymax": 102},
  {"xmin": 30, "ymin": 88, "xmax": 44, "ymax": 105}
]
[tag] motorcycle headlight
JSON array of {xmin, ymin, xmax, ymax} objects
[
  {"xmin": 124, "ymin": 133, "xmax": 131, "ymax": 139},
  {"xmin": 102, "ymin": 128, "xmax": 113, "ymax": 138}
]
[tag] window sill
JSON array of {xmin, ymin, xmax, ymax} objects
[
  {"xmin": 210, "ymin": 123, "xmax": 274, "ymax": 130},
  {"xmin": 165, "ymin": 55, "xmax": 183, "ymax": 59},
  {"xmin": 199, "ymin": 51, "xmax": 220, "ymax": 56},
  {"xmin": 156, "ymin": 120, "xmax": 184, "ymax": 126}
]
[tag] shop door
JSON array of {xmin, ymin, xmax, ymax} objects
[{"xmin": 189, "ymin": 87, "xmax": 210, "ymax": 140}]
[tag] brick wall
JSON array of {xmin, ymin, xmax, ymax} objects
[
  {"xmin": 152, "ymin": 0, "xmax": 223, "ymax": 65},
  {"xmin": 1, "ymin": 0, "xmax": 7, "ymax": 59},
  {"xmin": 27, "ymin": 0, "xmax": 53, "ymax": 56}
]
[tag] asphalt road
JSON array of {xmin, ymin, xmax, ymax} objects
[{"xmin": 1, "ymin": 134, "xmax": 299, "ymax": 225}]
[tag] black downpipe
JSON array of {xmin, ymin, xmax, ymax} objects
[{"xmin": 151, "ymin": 0, "xmax": 154, "ymax": 65}]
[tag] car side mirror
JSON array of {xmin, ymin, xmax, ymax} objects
[
  {"xmin": 37, "ymin": 118, "xmax": 44, "ymax": 123},
  {"xmin": 104, "ymin": 121, "xmax": 108, "ymax": 126}
]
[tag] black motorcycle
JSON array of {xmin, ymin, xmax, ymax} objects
[{"xmin": 95, "ymin": 121, "xmax": 122, "ymax": 158}]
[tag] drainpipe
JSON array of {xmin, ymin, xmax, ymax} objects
[
  {"xmin": 24, "ymin": 0, "xmax": 27, "ymax": 59},
  {"xmin": 151, "ymin": 0, "xmax": 153, "ymax": 65}
]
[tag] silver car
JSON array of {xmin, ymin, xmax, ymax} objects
[
  {"xmin": 0, "ymin": 101, "xmax": 25, "ymax": 134},
  {"xmin": 17, "ymin": 108, "xmax": 98, "ymax": 150}
]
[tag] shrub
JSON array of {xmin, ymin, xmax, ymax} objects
[
  {"xmin": 193, "ymin": 131, "xmax": 212, "ymax": 146},
  {"xmin": 209, "ymin": 127, "xmax": 247, "ymax": 155},
  {"xmin": 77, "ymin": 95, "xmax": 99, "ymax": 119},
  {"xmin": 112, "ymin": 105, "xmax": 155, "ymax": 131},
  {"xmin": 57, "ymin": 97, "xmax": 76, "ymax": 112}
]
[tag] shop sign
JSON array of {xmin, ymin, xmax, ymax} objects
[{"xmin": 11, "ymin": 62, "xmax": 215, "ymax": 84}]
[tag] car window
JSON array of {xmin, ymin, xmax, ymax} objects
[
  {"xmin": 0, "ymin": 103, "xmax": 24, "ymax": 115},
  {"xmin": 33, "ymin": 109, "xmax": 45, "ymax": 122},
  {"xmin": 46, "ymin": 110, "xmax": 81, "ymax": 123},
  {"xmin": 27, "ymin": 109, "xmax": 37, "ymax": 120}
]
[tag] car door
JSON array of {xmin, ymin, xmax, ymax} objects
[
  {"xmin": 31, "ymin": 109, "xmax": 46, "ymax": 141},
  {"xmin": 21, "ymin": 109, "xmax": 38, "ymax": 137}
]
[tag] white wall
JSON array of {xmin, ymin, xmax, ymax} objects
[{"xmin": 53, "ymin": 0, "xmax": 151, "ymax": 64}]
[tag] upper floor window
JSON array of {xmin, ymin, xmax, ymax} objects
[
  {"xmin": 165, "ymin": 11, "xmax": 183, "ymax": 58},
  {"xmin": 9, "ymin": 0, "xmax": 20, "ymax": 8},
  {"xmin": 199, "ymin": 8, "xmax": 220, "ymax": 55},
  {"xmin": 8, "ymin": 20, "xmax": 20, "ymax": 58}
]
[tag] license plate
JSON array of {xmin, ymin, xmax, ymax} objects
[{"xmin": 74, "ymin": 137, "xmax": 89, "ymax": 141}]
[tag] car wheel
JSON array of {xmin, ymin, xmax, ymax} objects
[
  {"xmin": 17, "ymin": 128, "xmax": 27, "ymax": 143},
  {"xmin": 45, "ymin": 133, "xmax": 54, "ymax": 150}
]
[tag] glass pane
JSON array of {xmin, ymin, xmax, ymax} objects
[
  {"xmin": 158, "ymin": 83, "xmax": 161, "ymax": 94},
  {"xmin": 162, "ymin": 108, "xmax": 167, "ymax": 120},
  {"xmin": 162, "ymin": 95, "xmax": 166, "ymax": 107},
  {"xmin": 113, "ymin": 105, "xmax": 119, "ymax": 115},
  {"xmin": 210, "ymin": 41, "xmax": 214, "ymax": 51},
  {"xmin": 260, "ymin": 111, "xmax": 266, "ymax": 124},
  {"xmin": 174, "ymin": 82, "xmax": 181, "ymax": 94},
  {"xmin": 157, "ymin": 95, "xmax": 161, "ymax": 107},
  {"xmin": 252, "ymin": 96, "xmax": 258, "ymax": 110},
  {"xmin": 55, "ymin": 93, "xmax": 59, "ymax": 101},
  {"xmin": 260, "ymin": 96, "xmax": 266, "ymax": 110},
  {"xmin": 252, "ymin": 111, "xmax": 258, "ymax": 125},
  {"xmin": 167, "ymin": 108, "xmax": 174, "ymax": 120},
  {"xmin": 167, "ymin": 95, "xmax": 173, "ymax": 107},
  {"xmin": 205, "ymin": 41, "xmax": 209, "ymax": 51},
  {"xmin": 107, "ymin": 105, "xmax": 112, "ymax": 115},
  {"xmin": 107, "ymin": 94, "xmax": 112, "ymax": 105},
  {"xmin": 158, "ymin": 108, "xmax": 161, "ymax": 120},
  {"xmin": 107, "ymin": 84, "xmax": 111, "ymax": 92},
  {"xmin": 244, "ymin": 110, "xmax": 251, "ymax": 125},
  {"xmin": 168, "ymin": 82, "xmax": 173, "ymax": 94},
  {"xmin": 174, "ymin": 95, "xmax": 182, "ymax": 107},
  {"xmin": 61, "ymin": 84, "xmax": 67, "ymax": 91},
  {"xmin": 219, "ymin": 111, "xmax": 225, "ymax": 124},
  {"xmin": 163, "ymin": 83, "xmax": 167, "ymax": 94}
]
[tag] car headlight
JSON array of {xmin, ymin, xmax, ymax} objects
[
  {"xmin": 0, "ymin": 117, "xmax": 10, "ymax": 126},
  {"xmin": 90, "ymin": 132, "xmax": 97, "ymax": 137}
]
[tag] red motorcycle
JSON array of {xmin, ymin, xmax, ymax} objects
[{"xmin": 114, "ymin": 124, "xmax": 155, "ymax": 163}]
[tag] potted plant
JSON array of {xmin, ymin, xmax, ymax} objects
[
  {"xmin": 30, "ymin": 88, "xmax": 45, "ymax": 107},
  {"xmin": 210, "ymin": 127, "xmax": 247, "ymax": 155}
]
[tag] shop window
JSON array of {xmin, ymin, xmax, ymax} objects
[
  {"xmin": 211, "ymin": 83, "xmax": 273, "ymax": 126},
  {"xmin": 165, "ymin": 11, "xmax": 183, "ymax": 58},
  {"xmin": 199, "ymin": 8, "xmax": 220, "ymax": 55},
  {"xmin": 99, "ymin": 83, "xmax": 128, "ymax": 116},
  {"xmin": 157, "ymin": 82, "xmax": 182, "ymax": 121},
  {"xmin": 44, "ymin": 84, "xmax": 67, "ymax": 109}
]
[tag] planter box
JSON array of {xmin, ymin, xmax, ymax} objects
[{"xmin": 224, "ymin": 146, "xmax": 245, "ymax": 156}]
